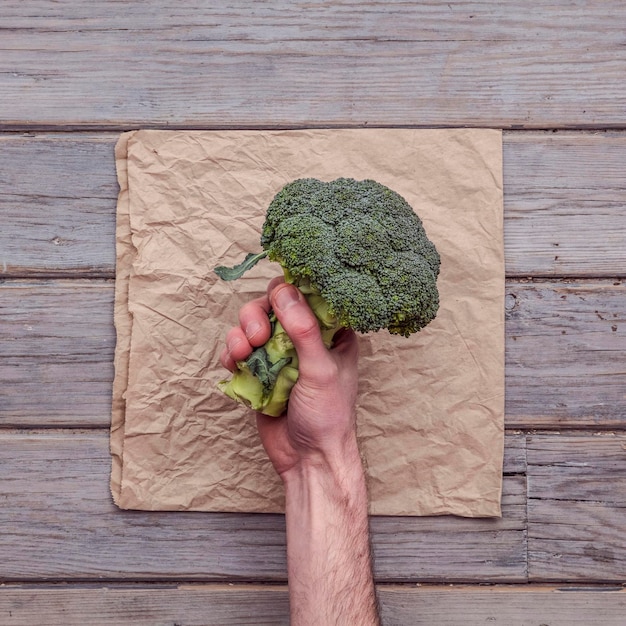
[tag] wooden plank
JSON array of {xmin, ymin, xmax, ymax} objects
[
  {"xmin": 0, "ymin": 431, "xmax": 526, "ymax": 582},
  {"xmin": 505, "ymin": 280, "xmax": 626, "ymax": 428},
  {"xmin": 0, "ymin": 280, "xmax": 114, "ymax": 426},
  {"xmin": 1, "ymin": 584, "xmax": 625, "ymax": 625},
  {"xmin": 503, "ymin": 131, "xmax": 626, "ymax": 277},
  {"xmin": 527, "ymin": 434, "xmax": 626, "ymax": 582},
  {"xmin": 2, "ymin": 279, "xmax": 624, "ymax": 429},
  {"xmin": 0, "ymin": 134, "xmax": 118, "ymax": 277},
  {"xmin": 1, "ymin": 2, "xmax": 625, "ymax": 129},
  {"xmin": 0, "ymin": 584, "xmax": 291, "ymax": 626},
  {"xmin": 1, "ymin": 132, "xmax": 625, "ymax": 278},
  {"xmin": 379, "ymin": 585, "xmax": 626, "ymax": 626}
]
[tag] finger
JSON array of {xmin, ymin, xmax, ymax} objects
[
  {"xmin": 220, "ymin": 326, "xmax": 253, "ymax": 371},
  {"xmin": 270, "ymin": 283, "xmax": 329, "ymax": 365},
  {"xmin": 266, "ymin": 274, "xmax": 285, "ymax": 296},
  {"xmin": 237, "ymin": 275, "xmax": 285, "ymax": 347},
  {"xmin": 238, "ymin": 296, "xmax": 272, "ymax": 347}
]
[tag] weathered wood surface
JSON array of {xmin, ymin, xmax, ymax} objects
[
  {"xmin": 503, "ymin": 132, "xmax": 626, "ymax": 277},
  {"xmin": 527, "ymin": 434, "xmax": 626, "ymax": 582},
  {"xmin": 1, "ymin": 131, "xmax": 625, "ymax": 278},
  {"xmin": 0, "ymin": 280, "xmax": 115, "ymax": 426},
  {"xmin": 505, "ymin": 280, "xmax": 626, "ymax": 429},
  {"xmin": 0, "ymin": 134, "xmax": 117, "ymax": 277},
  {"xmin": 0, "ymin": 431, "xmax": 526, "ymax": 583},
  {"xmin": 379, "ymin": 585, "xmax": 626, "ymax": 626},
  {"xmin": 1, "ymin": 584, "xmax": 625, "ymax": 626},
  {"xmin": 1, "ymin": 279, "xmax": 623, "ymax": 428},
  {"xmin": 1, "ymin": 2, "xmax": 625, "ymax": 129}
]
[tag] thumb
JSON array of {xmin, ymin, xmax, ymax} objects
[{"xmin": 270, "ymin": 283, "xmax": 329, "ymax": 365}]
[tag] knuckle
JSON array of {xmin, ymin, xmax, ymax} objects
[
  {"xmin": 238, "ymin": 300, "xmax": 264, "ymax": 324},
  {"xmin": 290, "ymin": 314, "xmax": 321, "ymax": 343}
]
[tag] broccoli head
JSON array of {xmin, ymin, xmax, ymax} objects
[{"xmin": 215, "ymin": 177, "xmax": 440, "ymax": 416}]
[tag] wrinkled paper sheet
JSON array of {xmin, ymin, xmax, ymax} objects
[{"xmin": 111, "ymin": 129, "xmax": 504, "ymax": 517}]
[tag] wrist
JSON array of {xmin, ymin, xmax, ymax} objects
[{"xmin": 282, "ymin": 435, "xmax": 367, "ymax": 507}]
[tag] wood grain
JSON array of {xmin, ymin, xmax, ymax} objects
[
  {"xmin": 1, "ymin": 584, "xmax": 625, "ymax": 626},
  {"xmin": 0, "ymin": 280, "xmax": 114, "ymax": 426},
  {"xmin": 527, "ymin": 434, "xmax": 626, "ymax": 582},
  {"xmin": 505, "ymin": 280, "xmax": 626, "ymax": 428},
  {"xmin": 1, "ymin": 131, "xmax": 625, "ymax": 278},
  {"xmin": 0, "ymin": 431, "xmax": 526, "ymax": 583},
  {"xmin": 379, "ymin": 585, "xmax": 626, "ymax": 625},
  {"xmin": 2, "ymin": 279, "xmax": 624, "ymax": 428},
  {"xmin": 1, "ymin": 2, "xmax": 625, "ymax": 129},
  {"xmin": 0, "ymin": 134, "xmax": 118, "ymax": 277},
  {"xmin": 503, "ymin": 131, "xmax": 626, "ymax": 277}
]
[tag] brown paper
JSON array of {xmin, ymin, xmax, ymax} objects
[{"xmin": 111, "ymin": 129, "xmax": 504, "ymax": 517}]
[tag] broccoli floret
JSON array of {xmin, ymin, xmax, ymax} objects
[{"xmin": 215, "ymin": 177, "xmax": 440, "ymax": 416}]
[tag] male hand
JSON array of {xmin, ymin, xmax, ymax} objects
[{"xmin": 220, "ymin": 277, "xmax": 360, "ymax": 477}]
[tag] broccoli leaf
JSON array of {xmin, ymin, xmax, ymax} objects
[
  {"xmin": 245, "ymin": 346, "xmax": 291, "ymax": 393},
  {"xmin": 214, "ymin": 251, "xmax": 268, "ymax": 281}
]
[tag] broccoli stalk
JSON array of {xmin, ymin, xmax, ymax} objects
[
  {"xmin": 215, "ymin": 177, "xmax": 441, "ymax": 417},
  {"xmin": 215, "ymin": 263, "xmax": 342, "ymax": 416}
]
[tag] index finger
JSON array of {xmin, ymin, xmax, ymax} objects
[{"xmin": 237, "ymin": 275, "xmax": 285, "ymax": 346}]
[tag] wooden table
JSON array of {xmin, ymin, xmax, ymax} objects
[{"xmin": 1, "ymin": 2, "xmax": 625, "ymax": 624}]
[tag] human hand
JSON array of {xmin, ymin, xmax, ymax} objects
[{"xmin": 220, "ymin": 278, "xmax": 360, "ymax": 478}]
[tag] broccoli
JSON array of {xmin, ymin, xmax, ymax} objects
[{"xmin": 215, "ymin": 177, "xmax": 440, "ymax": 416}]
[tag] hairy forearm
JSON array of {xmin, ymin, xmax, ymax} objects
[{"xmin": 282, "ymin": 440, "xmax": 380, "ymax": 626}]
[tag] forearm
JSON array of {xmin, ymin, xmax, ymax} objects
[{"xmin": 282, "ymin": 439, "xmax": 380, "ymax": 626}]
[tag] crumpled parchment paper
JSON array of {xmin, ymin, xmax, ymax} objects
[{"xmin": 111, "ymin": 129, "xmax": 504, "ymax": 517}]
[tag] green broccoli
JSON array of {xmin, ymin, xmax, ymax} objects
[{"xmin": 215, "ymin": 177, "xmax": 440, "ymax": 416}]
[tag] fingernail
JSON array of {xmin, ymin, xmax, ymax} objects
[
  {"xmin": 245, "ymin": 320, "xmax": 262, "ymax": 340},
  {"xmin": 226, "ymin": 336, "xmax": 242, "ymax": 356},
  {"xmin": 273, "ymin": 284, "xmax": 300, "ymax": 312}
]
